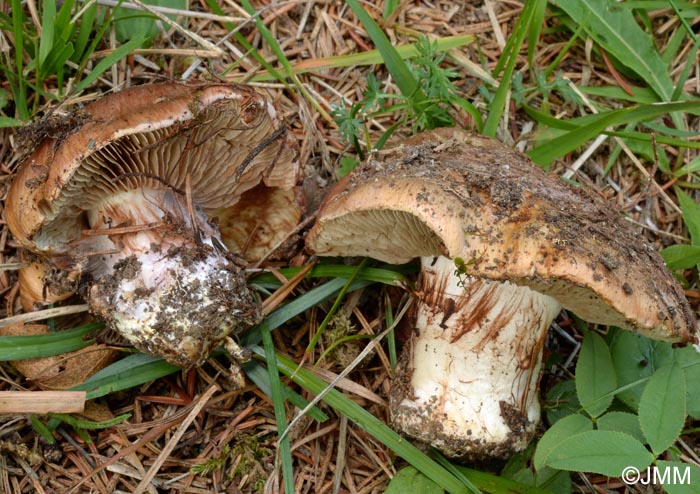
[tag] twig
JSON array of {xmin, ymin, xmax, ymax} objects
[
  {"xmin": 0, "ymin": 391, "xmax": 86, "ymax": 414},
  {"xmin": 0, "ymin": 305, "xmax": 89, "ymax": 327}
]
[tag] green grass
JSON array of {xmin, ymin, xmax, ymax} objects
[{"xmin": 0, "ymin": 0, "xmax": 148, "ymax": 125}]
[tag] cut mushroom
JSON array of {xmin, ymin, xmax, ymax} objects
[
  {"xmin": 7, "ymin": 82, "xmax": 303, "ymax": 367},
  {"xmin": 306, "ymin": 127, "xmax": 696, "ymax": 459}
]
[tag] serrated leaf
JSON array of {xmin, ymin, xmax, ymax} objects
[
  {"xmin": 534, "ymin": 414, "xmax": 593, "ymax": 471},
  {"xmin": 655, "ymin": 461, "xmax": 700, "ymax": 494},
  {"xmin": 674, "ymin": 346, "xmax": 700, "ymax": 418},
  {"xmin": 553, "ymin": 0, "xmax": 673, "ymax": 101},
  {"xmin": 660, "ymin": 244, "xmax": 700, "ymax": 270},
  {"xmin": 638, "ymin": 362, "xmax": 686, "ymax": 454},
  {"xmin": 545, "ymin": 430, "xmax": 654, "ymax": 476},
  {"xmin": 608, "ymin": 329, "xmax": 674, "ymax": 410},
  {"xmin": 596, "ymin": 411, "xmax": 644, "ymax": 443},
  {"xmin": 576, "ymin": 331, "xmax": 617, "ymax": 417},
  {"xmin": 386, "ymin": 466, "xmax": 444, "ymax": 494}
]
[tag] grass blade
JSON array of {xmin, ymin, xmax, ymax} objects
[
  {"xmin": 483, "ymin": 1, "xmax": 538, "ymax": 137},
  {"xmin": 270, "ymin": 350, "xmax": 470, "ymax": 494},
  {"xmin": 527, "ymin": 100, "xmax": 699, "ymax": 165},
  {"xmin": 38, "ymin": 0, "xmax": 56, "ymax": 71},
  {"xmin": 0, "ymin": 322, "xmax": 102, "ymax": 360},
  {"xmin": 10, "ymin": 0, "xmax": 28, "ymax": 120},
  {"xmin": 261, "ymin": 322, "xmax": 295, "ymax": 494},
  {"xmin": 344, "ymin": 0, "xmax": 426, "ymax": 104},
  {"xmin": 247, "ymin": 35, "xmax": 474, "ymax": 82},
  {"xmin": 250, "ymin": 263, "xmax": 412, "ymax": 290},
  {"xmin": 242, "ymin": 277, "xmax": 376, "ymax": 347},
  {"xmin": 238, "ymin": 0, "xmax": 331, "ymax": 122},
  {"xmin": 242, "ymin": 360, "xmax": 329, "ymax": 423},
  {"xmin": 527, "ymin": 0, "xmax": 548, "ymax": 67},
  {"xmin": 72, "ymin": 353, "xmax": 179, "ymax": 400}
]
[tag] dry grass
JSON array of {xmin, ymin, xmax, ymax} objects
[{"xmin": 0, "ymin": 1, "xmax": 699, "ymax": 493}]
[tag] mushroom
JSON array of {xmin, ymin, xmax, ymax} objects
[
  {"xmin": 306, "ymin": 127, "xmax": 696, "ymax": 459},
  {"xmin": 7, "ymin": 81, "xmax": 303, "ymax": 367}
]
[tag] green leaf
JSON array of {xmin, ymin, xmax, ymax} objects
[
  {"xmin": 453, "ymin": 465, "xmax": 558, "ymax": 494},
  {"xmin": 579, "ymin": 85, "xmax": 661, "ymax": 104},
  {"xmin": 112, "ymin": 0, "xmax": 187, "ymax": 43},
  {"xmin": 544, "ymin": 379, "xmax": 580, "ymax": 424},
  {"xmin": 534, "ymin": 414, "xmax": 593, "ymax": 471},
  {"xmin": 608, "ymin": 329, "xmax": 674, "ymax": 410},
  {"xmin": 0, "ymin": 116, "xmax": 23, "ymax": 127},
  {"xmin": 660, "ymin": 244, "xmax": 700, "ymax": 270},
  {"xmin": 386, "ymin": 466, "xmax": 444, "ymax": 494},
  {"xmin": 674, "ymin": 346, "xmax": 700, "ymax": 418},
  {"xmin": 576, "ymin": 330, "xmax": 617, "ymax": 417},
  {"xmin": 638, "ymin": 362, "xmax": 686, "ymax": 454},
  {"xmin": 596, "ymin": 411, "xmax": 644, "ymax": 444},
  {"xmin": 676, "ymin": 188, "xmax": 700, "ymax": 245},
  {"xmin": 552, "ymin": 0, "xmax": 674, "ymax": 102},
  {"xmin": 655, "ymin": 461, "xmax": 700, "ymax": 494},
  {"xmin": 545, "ymin": 430, "xmax": 654, "ymax": 476},
  {"xmin": 337, "ymin": 156, "xmax": 361, "ymax": 178}
]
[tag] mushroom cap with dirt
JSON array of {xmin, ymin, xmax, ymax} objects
[
  {"xmin": 7, "ymin": 81, "xmax": 303, "ymax": 367},
  {"xmin": 306, "ymin": 127, "xmax": 696, "ymax": 459}
]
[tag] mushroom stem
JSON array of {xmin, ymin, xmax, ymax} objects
[
  {"xmin": 85, "ymin": 189, "xmax": 261, "ymax": 367},
  {"xmin": 390, "ymin": 256, "xmax": 562, "ymax": 459}
]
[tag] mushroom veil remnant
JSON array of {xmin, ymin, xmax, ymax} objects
[
  {"xmin": 7, "ymin": 82, "xmax": 303, "ymax": 367},
  {"xmin": 306, "ymin": 127, "xmax": 697, "ymax": 459}
]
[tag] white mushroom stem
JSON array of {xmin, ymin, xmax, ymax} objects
[
  {"xmin": 85, "ymin": 189, "xmax": 260, "ymax": 367},
  {"xmin": 391, "ymin": 256, "xmax": 562, "ymax": 458}
]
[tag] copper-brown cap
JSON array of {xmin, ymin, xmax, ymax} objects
[
  {"xmin": 7, "ymin": 81, "xmax": 302, "ymax": 257},
  {"xmin": 307, "ymin": 128, "xmax": 696, "ymax": 343}
]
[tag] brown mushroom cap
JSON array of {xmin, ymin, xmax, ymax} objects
[
  {"xmin": 307, "ymin": 128, "xmax": 696, "ymax": 343},
  {"xmin": 6, "ymin": 81, "xmax": 304, "ymax": 367},
  {"xmin": 7, "ymin": 81, "xmax": 302, "ymax": 257}
]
